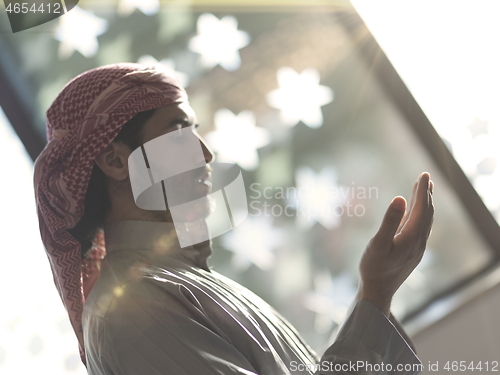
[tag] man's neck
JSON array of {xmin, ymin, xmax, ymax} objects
[{"xmin": 103, "ymin": 220, "xmax": 212, "ymax": 271}]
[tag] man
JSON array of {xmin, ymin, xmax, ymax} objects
[{"xmin": 34, "ymin": 63, "xmax": 434, "ymax": 374}]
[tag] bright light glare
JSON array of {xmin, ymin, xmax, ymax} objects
[
  {"xmin": 266, "ymin": 67, "xmax": 334, "ymax": 129},
  {"xmin": 352, "ymin": 0, "xmax": 500, "ymax": 219},
  {"xmin": 118, "ymin": 0, "xmax": 160, "ymax": 16},
  {"xmin": 0, "ymin": 109, "xmax": 85, "ymax": 374},
  {"xmin": 188, "ymin": 13, "xmax": 250, "ymax": 71},
  {"xmin": 205, "ymin": 109, "xmax": 271, "ymax": 170},
  {"xmin": 54, "ymin": 6, "xmax": 107, "ymax": 59}
]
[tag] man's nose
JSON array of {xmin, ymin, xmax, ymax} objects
[{"xmin": 199, "ymin": 136, "xmax": 214, "ymax": 164}]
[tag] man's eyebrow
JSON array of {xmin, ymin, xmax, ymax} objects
[{"xmin": 168, "ymin": 117, "xmax": 192, "ymax": 127}]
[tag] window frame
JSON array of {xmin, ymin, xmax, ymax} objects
[{"xmin": 336, "ymin": 10, "xmax": 500, "ymax": 321}]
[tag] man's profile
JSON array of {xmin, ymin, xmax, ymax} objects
[{"xmin": 34, "ymin": 63, "xmax": 434, "ymax": 374}]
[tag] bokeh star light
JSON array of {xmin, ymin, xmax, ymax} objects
[
  {"xmin": 205, "ymin": 109, "xmax": 271, "ymax": 170},
  {"xmin": 54, "ymin": 6, "xmax": 108, "ymax": 59},
  {"xmin": 188, "ymin": 13, "xmax": 250, "ymax": 71},
  {"xmin": 267, "ymin": 67, "xmax": 334, "ymax": 128}
]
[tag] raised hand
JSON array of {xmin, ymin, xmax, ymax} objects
[{"xmin": 356, "ymin": 172, "xmax": 434, "ymax": 316}]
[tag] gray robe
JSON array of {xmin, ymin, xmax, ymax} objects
[{"xmin": 83, "ymin": 221, "xmax": 421, "ymax": 374}]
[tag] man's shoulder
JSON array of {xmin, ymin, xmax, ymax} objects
[{"xmin": 83, "ymin": 263, "xmax": 200, "ymax": 320}]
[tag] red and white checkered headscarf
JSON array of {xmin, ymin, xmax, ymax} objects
[{"xmin": 33, "ymin": 63, "xmax": 188, "ymax": 364}]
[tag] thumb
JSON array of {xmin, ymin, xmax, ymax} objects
[{"xmin": 371, "ymin": 196, "xmax": 406, "ymax": 249}]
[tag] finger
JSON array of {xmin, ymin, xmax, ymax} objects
[
  {"xmin": 422, "ymin": 187, "xmax": 434, "ymax": 239},
  {"xmin": 397, "ymin": 180, "xmax": 418, "ymax": 233},
  {"xmin": 411, "ymin": 190, "xmax": 434, "ymax": 262},
  {"xmin": 408, "ymin": 180, "xmax": 419, "ymax": 212},
  {"xmin": 371, "ymin": 196, "xmax": 406, "ymax": 250},
  {"xmin": 403, "ymin": 172, "xmax": 432, "ymax": 235}
]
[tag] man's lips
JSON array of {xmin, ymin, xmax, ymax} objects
[
  {"xmin": 197, "ymin": 168, "xmax": 212, "ymax": 188},
  {"xmin": 198, "ymin": 171, "xmax": 211, "ymax": 182}
]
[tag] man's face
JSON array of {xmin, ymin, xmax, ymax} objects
[{"xmin": 134, "ymin": 102, "xmax": 215, "ymax": 222}]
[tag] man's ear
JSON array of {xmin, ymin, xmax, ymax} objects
[{"xmin": 95, "ymin": 142, "xmax": 131, "ymax": 181}]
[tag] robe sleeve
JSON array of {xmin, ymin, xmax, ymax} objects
[{"xmin": 315, "ymin": 300, "xmax": 422, "ymax": 375}]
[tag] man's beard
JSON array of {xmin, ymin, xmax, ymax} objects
[
  {"xmin": 144, "ymin": 187, "xmax": 215, "ymax": 223},
  {"xmin": 161, "ymin": 166, "xmax": 214, "ymax": 222}
]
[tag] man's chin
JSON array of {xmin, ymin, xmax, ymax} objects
[{"xmin": 173, "ymin": 195, "xmax": 216, "ymax": 222}]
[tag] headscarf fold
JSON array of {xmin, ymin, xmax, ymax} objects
[{"xmin": 33, "ymin": 63, "xmax": 188, "ymax": 364}]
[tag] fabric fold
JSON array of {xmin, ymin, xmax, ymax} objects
[{"xmin": 34, "ymin": 63, "xmax": 188, "ymax": 363}]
